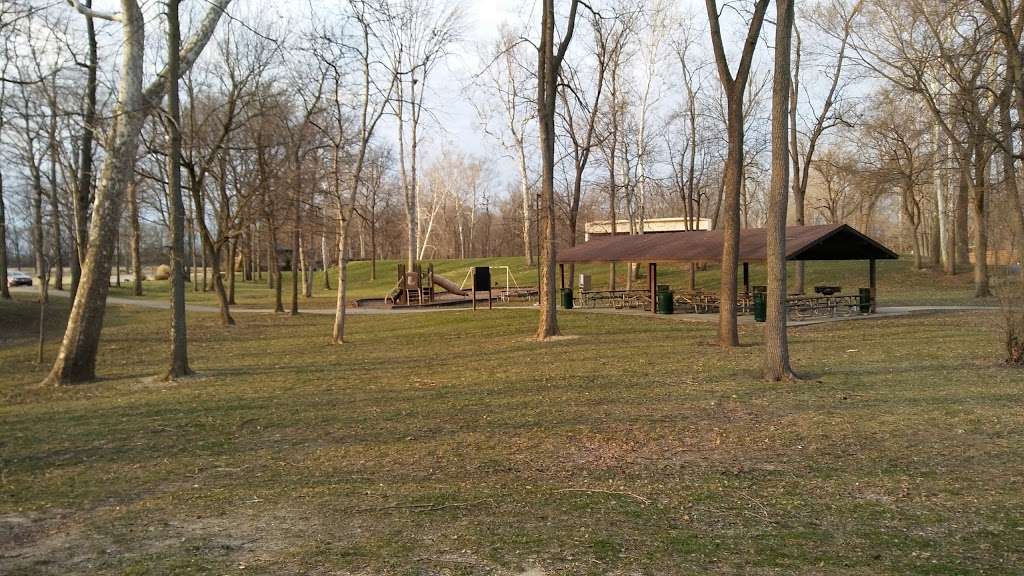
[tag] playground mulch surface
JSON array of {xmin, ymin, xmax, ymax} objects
[{"xmin": 1, "ymin": 282, "xmax": 1021, "ymax": 574}]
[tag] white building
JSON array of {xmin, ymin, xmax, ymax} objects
[{"xmin": 584, "ymin": 217, "xmax": 712, "ymax": 241}]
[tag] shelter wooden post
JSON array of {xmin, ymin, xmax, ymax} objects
[
  {"xmin": 648, "ymin": 262, "xmax": 657, "ymax": 313},
  {"xmin": 472, "ymin": 268, "xmax": 477, "ymax": 311},
  {"xmin": 560, "ymin": 264, "xmax": 565, "ymax": 291},
  {"xmin": 742, "ymin": 262, "xmax": 750, "ymax": 295},
  {"xmin": 869, "ymin": 259, "xmax": 877, "ymax": 313}
]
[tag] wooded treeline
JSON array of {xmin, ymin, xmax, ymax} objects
[{"xmin": 2, "ymin": 0, "xmax": 1023, "ymax": 381}]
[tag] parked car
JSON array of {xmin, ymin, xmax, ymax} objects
[{"xmin": 6, "ymin": 270, "xmax": 32, "ymax": 287}]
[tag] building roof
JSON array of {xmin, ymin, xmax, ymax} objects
[{"xmin": 557, "ymin": 224, "xmax": 899, "ymax": 264}]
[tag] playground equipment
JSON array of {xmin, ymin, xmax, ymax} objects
[
  {"xmin": 385, "ymin": 263, "xmax": 469, "ymax": 306},
  {"xmin": 378, "ymin": 262, "xmax": 537, "ymax": 308},
  {"xmin": 458, "ymin": 265, "xmax": 535, "ymax": 303}
]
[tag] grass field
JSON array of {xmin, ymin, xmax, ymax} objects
[
  {"xmin": 1, "ymin": 261, "xmax": 1020, "ymax": 574},
  {"xmin": 94, "ymin": 257, "xmax": 999, "ymax": 309}
]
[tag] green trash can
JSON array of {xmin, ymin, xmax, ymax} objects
[
  {"xmin": 561, "ymin": 288, "xmax": 574, "ymax": 310},
  {"xmin": 656, "ymin": 290, "xmax": 674, "ymax": 314},
  {"xmin": 858, "ymin": 288, "xmax": 871, "ymax": 313},
  {"xmin": 753, "ymin": 291, "xmax": 767, "ymax": 323}
]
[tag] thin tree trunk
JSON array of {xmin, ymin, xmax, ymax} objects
[
  {"xmin": 129, "ymin": 179, "xmax": 143, "ymax": 295},
  {"xmin": 518, "ymin": 145, "xmax": 533, "ymax": 265},
  {"xmin": 369, "ymin": 218, "xmax": 377, "ymax": 282},
  {"xmin": 268, "ymin": 218, "xmax": 283, "ymax": 312},
  {"xmin": 972, "ymin": 150, "xmax": 991, "ymax": 297},
  {"xmin": 290, "ymin": 202, "xmax": 300, "ymax": 315},
  {"xmin": 789, "ymin": 27, "xmax": 805, "ymax": 295},
  {"xmin": 321, "ymin": 231, "xmax": 331, "ymax": 290},
  {"xmin": 210, "ymin": 244, "xmax": 234, "ymax": 325},
  {"xmin": 332, "ymin": 217, "xmax": 349, "ymax": 343},
  {"xmin": 955, "ymin": 165, "xmax": 970, "ymax": 267},
  {"xmin": 165, "ymin": 0, "xmax": 191, "ymax": 379},
  {"xmin": 32, "ymin": 163, "xmax": 46, "ymax": 303},
  {"xmin": 47, "ymin": 94, "xmax": 64, "ymax": 292},
  {"xmin": 0, "ymin": 168, "xmax": 9, "ymax": 300},
  {"xmin": 228, "ymin": 237, "xmax": 237, "ymax": 304},
  {"xmin": 71, "ymin": 3, "xmax": 99, "ymax": 300}
]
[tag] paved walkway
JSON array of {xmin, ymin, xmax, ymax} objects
[
  {"xmin": 12, "ymin": 287, "xmax": 996, "ymax": 324},
  {"xmin": 570, "ymin": 304, "xmax": 997, "ymax": 326},
  {"xmin": 10, "ymin": 287, "xmax": 531, "ymax": 315}
]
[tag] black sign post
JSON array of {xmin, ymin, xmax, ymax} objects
[{"xmin": 472, "ymin": 266, "xmax": 491, "ymax": 310}]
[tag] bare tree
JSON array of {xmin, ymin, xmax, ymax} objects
[
  {"xmin": 380, "ymin": 0, "xmax": 463, "ymax": 268},
  {"xmin": 705, "ymin": 0, "xmax": 770, "ymax": 347},
  {"xmin": 69, "ymin": 0, "xmax": 99, "ymax": 299},
  {"xmin": 312, "ymin": 0, "xmax": 396, "ymax": 344},
  {"xmin": 790, "ymin": 0, "xmax": 861, "ymax": 293},
  {"xmin": 536, "ymin": 0, "xmax": 581, "ymax": 340},
  {"xmin": 477, "ymin": 27, "xmax": 536, "ymax": 265},
  {"xmin": 43, "ymin": 0, "xmax": 230, "ymax": 386},
  {"xmin": 556, "ymin": 11, "xmax": 611, "ymax": 289}
]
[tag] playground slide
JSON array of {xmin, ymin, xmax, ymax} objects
[{"xmin": 432, "ymin": 274, "xmax": 469, "ymax": 296}]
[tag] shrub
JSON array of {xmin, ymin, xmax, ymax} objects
[{"xmin": 996, "ymin": 276, "xmax": 1024, "ymax": 366}]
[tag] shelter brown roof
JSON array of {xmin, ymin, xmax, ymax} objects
[{"xmin": 556, "ymin": 224, "xmax": 898, "ymax": 264}]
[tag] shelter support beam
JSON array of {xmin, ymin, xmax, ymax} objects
[
  {"xmin": 742, "ymin": 262, "xmax": 750, "ymax": 295},
  {"xmin": 649, "ymin": 262, "xmax": 657, "ymax": 314},
  {"xmin": 869, "ymin": 259, "xmax": 877, "ymax": 313}
]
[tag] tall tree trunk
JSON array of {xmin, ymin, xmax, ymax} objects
[
  {"xmin": 998, "ymin": 80, "xmax": 1024, "ymax": 275},
  {"xmin": 940, "ymin": 140, "xmax": 956, "ymax": 274},
  {"xmin": 165, "ymin": 0, "xmax": 191, "ymax": 379},
  {"xmin": 972, "ymin": 147, "xmax": 991, "ymax": 297},
  {"xmin": 518, "ymin": 145, "xmax": 533, "ymax": 265},
  {"xmin": 332, "ymin": 217, "xmax": 350, "ymax": 343},
  {"xmin": 47, "ymin": 95, "xmax": 64, "ymax": 292},
  {"xmin": 209, "ymin": 244, "xmax": 234, "ymax": 326},
  {"xmin": 321, "ymin": 230, "xmax": 331, "ymax": 290},
  {"xmin": 44, "ymin": 0, "xmax": 149, "ymax": 385},
  {"xmin": 71, "ymin": 3, "xmax": 99, "ymax": 300},
  {"xmin": 535, "ymin": 0, "xmax": 579, "ymax": 340},
  {"xmin": 0, "ymin": 168, "xmax": 9, "ymax": 300},
  {"xmin": 32, "ymin": 164, "xmax": 46, "ymax": 302},
  {"xmin": 300, "ymin": 235, "xmax": 313, "ymax": 298},
  {"xmin": 369, "ymin": 218, "xmax": 377, "ymax": 282},
  {"xmin": 955, "ymin": 165, "xmax": 970, "ymax": 267},
  {"xmin": 789, "ymin": 29, "xmax": 805, "ymax": 295},
  {"xmin": 268, "ymin": 217, "xmax": 283, "ymax": 312},
  {"xmin": 764, "ymin": 0, "xmax": 796, "ymax": 381},
  {"xmin": 706, "ymin": 0, "xmax": 769, "ymax": 348},
  {"xmin": 129, "ymin": 179, "xmax": 143, "ymax": 295},
  {"xmin": 718, "ymin": 99, "xmax": 744, "ymax": 347},
  {"xmin": 228, "ymin": 237, "xmax": 237, "ymax": 304},
  {"xmin": 290, "ymin": 197, "xmax": 300, "ymax": 315}
]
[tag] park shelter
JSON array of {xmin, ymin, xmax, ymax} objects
[{"xmin": 556, "ymin": 224, "xmax": 899, "ymax": 312}]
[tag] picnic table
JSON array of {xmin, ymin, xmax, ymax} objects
[
  {"xmin": 785, "ymin": 294, "xmax": 864, "ymax": 320},
  {"xmin": 579, "ymin": 289, "xmax": 651, "ymax": 310},
  {"xmin": 673, "ymin": 291, "xmax": 755, "ymax": 314}
]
